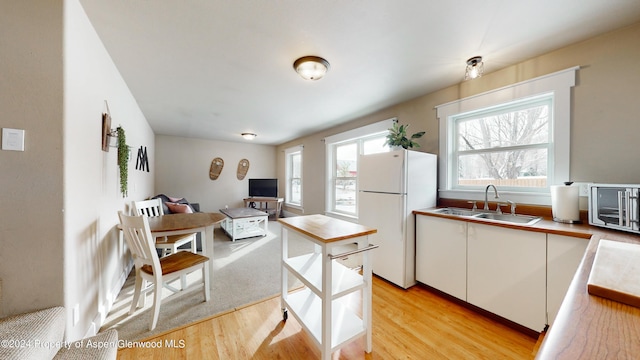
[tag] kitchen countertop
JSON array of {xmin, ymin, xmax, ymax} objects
[
  {"xmin": 414, "ymin": 207, "xmax": 640, "ymax": 359},
  {"xmin": 413, "ymin": 207, "xmax": 595, "ymax": 239}
]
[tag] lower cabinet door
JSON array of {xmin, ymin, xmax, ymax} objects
[
  {"xmin": 547, "ymin": 234, "xmax": 588, "ymax": 325},
  {"xmin": 467, "ymin": 223, "xmax": 546, "ymax": 331},
  {"xmin": 416, "ymin": 215, "xmax": 467, "ymax": 300}
]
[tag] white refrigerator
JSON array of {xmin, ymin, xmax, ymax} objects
[{"xmin": 358, "ymin": 149, "xmax": 437, "ymax": 288}]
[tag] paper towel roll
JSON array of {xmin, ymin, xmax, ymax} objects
[{"xmin": 550, "ymin": 184, "xmax": 580, "ymax": 223}]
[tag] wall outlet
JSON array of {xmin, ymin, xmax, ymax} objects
[{"xmin": 574, "ymin": 182, "xmax": 591, "ymax": 197}]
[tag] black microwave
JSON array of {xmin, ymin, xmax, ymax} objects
[{"xmin": 589, "ymin": 184, "xmax": 640, "ymax": 234}]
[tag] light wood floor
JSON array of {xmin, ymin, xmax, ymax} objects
[{"xmin": 117, "ymin": 276, "xmax": 539, "ymax": 359}]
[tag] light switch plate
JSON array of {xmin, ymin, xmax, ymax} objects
[{"xmin": 2, "ymin": 128, "xmax": 25, "ymax": 151}]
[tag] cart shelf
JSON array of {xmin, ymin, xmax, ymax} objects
[
  {"xmin": 284, "ymin": 288, "xmax": 366, "ymax": 350},
  {"xmin": 283, "ymin": 253, "xmax": 365, "ymax": 299}
]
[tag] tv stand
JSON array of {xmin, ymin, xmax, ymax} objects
[{"xmin": 243, "ymin": 197, "xmax": 284, "ymax": 218}]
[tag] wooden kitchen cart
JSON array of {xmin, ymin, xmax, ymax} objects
[{"xmin": 279, "ymin": 214, "xmax": 378, "ymax": 360}]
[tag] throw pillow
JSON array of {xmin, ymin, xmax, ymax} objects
[{"xmin": 165, "ymin": 202, "xmax": 193, "ymax": 213}]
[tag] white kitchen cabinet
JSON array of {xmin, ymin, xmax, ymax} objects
[
  {"xmin": 467, "ymin": 223, "xmax": 547, "ymax": 331},
  {"xmin": 547, "ymin": 234, "xmax": 588, "ymax": 325},
  {"xmin": 279, "ymin": 215, "xmax": 377, "ymax": 360},
  {"xmin": 416, "ymin": 215, "xmax": 467, "ymax": 300}
]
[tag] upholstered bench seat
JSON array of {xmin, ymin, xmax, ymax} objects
[{"xmin": 0, "ymin": 306, "xmax": 118, "ymax": 360}]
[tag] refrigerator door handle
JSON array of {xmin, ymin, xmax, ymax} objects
[{"xmin": 399, "ymin": 195, "xmax": 406, "ymax": 235}]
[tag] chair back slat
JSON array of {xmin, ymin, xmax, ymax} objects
[
  {"xmin": 132, "ymin": 198, "xmax": 164, "ymax": 217},
  {"xmin": 118, "ymin": 212, "xmax": 161, "ymax": 271}
]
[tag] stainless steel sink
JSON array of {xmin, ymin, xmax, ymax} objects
[
  {"xmin": 432, "ymin": 207, "xmax": 480, "ymax": 217},
  {"xmin": 429, "ymin": 207, "xmax": 543, "ymax": 226},
  {"xmin": 472, "ymin": 212, "xmax": 542, "ymax": 225}
]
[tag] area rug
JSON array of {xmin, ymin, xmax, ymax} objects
[{"xmin": 100, "ymin": 221, "xmax": 319, "ymax": 341}]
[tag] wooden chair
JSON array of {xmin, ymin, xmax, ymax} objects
[
  {"xmin": 132, "ymin": 198, "xmax": 197, "ymax": 256},
  {"xmin": 118, "ymin": 212, "xmax": 210, "ymax": 330}
]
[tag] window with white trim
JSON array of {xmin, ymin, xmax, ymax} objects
[
  {"xmin": 453, "ymin": 94, "xmax": 552, "ymax": 191},
  {"xmin": 436, "ymin": 67, "xmax": 578, "ymax": 205},
  {"xmin": 285, "ymin": 145, "xmax": 303, "ymax": 207},
  {"xmin": 325, "ymin": 119, "xmax": 395, "ymax": 218}
]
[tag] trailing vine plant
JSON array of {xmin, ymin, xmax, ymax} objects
[{"xmin": 116, "ymin": 126, "xmax": 128, "ymax": 197}]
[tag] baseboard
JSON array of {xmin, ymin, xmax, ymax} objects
[
  {"xmin": 0, "ymin": 278, "xmax": 3, "ymax": 318},
  {"xmin": 84, "ymin": 259, "xmax": 133, "ymax": 338},
  {"xmin": 84, "ymin": 321, "xmax": 97, "ymax": 339},
  {"xmin": 282, "ymin": 210, "xmax": 299, "ymax": 218}
]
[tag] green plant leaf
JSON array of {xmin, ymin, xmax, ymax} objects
[
  {"xmin": 385, "ymin": 123, "xmax": 425, "ymax": 149},
  {"xmin": 117, "ymin": 126, "xmax": 128, "ymax": 197}
]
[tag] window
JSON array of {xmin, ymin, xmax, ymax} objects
[
  {"xmin": 285, "ymin": 145, "xmax": 303, "ymax": 208},
  {"xmin": 453, "ymin": 94, "xmax": 552, "ymax": 191},
  {"xmin": 325, "ymin": 119, "xmax": 395, "ymax": 218},
  {"xmin": 333, "ymin": 142, "xmax": 357, "ymax": 214},
  {"xmin": 437, "ymin": 67, "xmax": 578, "ymax": 205}
]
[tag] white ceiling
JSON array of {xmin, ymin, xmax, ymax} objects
[{"xmin": 78, "ymin": 0, "xmax": 640, "ymax": 145}]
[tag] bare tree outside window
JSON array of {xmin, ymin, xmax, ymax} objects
[
  {"xmin": 336, "ymin": 161, "xmax": 353, "ymax": 190},
  {"xmin": 455, "ymin": 99, "xmax": 551, "ymax": 189},
  {"xmin": 334, "ymin": 143, "xmax": 357, "ymax": 213}
]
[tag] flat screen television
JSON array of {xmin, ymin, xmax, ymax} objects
[{"xmin": 248, "ymin": 178, "xmax": 278, "ymax": 198}]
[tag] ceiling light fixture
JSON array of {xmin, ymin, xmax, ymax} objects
[
  {"xmin": 293, "ymin": 56, "xmax": 330, "ymax": 80},
  {"xmin": 464, "ymin": 56, "xmax": 484, "ymax": 80},
  {"xmin": 241, "ymin": 133, "xmax": 257, "ymax": 140}
]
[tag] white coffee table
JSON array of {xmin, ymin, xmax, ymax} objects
[{"xmin": 219, "ymin": 208, "xmax": 269, "ymax": 241}]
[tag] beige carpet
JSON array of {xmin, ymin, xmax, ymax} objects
[{"xmin": 100, "ymin": 220, "xmax": 360, "ymax": 341}]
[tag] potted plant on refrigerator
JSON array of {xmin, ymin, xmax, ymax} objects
[{"xmin": 384, "ymin": 122, "xmax": 425, "ymax": 149}]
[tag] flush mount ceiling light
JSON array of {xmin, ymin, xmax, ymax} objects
[
  {"xmin": 464, "ymin": 56, "xmax": 484, "ymax": 80},
  {"xmin": 241, "ymin": 133, "xmax": 257, "ymax": 140},
  {"xmin": 293, "ymin": 56, "xmax": 330, "ymax": 80}
]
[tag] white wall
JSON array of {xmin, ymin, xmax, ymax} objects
[
  {"xmin": 62, "ymin": 0, "xmax": 155, "ymax": 340},
  {"xmin": 155, "ymin": 135, "xmax": 276, "ymax": 212},
  {"xmin": 0, "ymin": 0, "xmax": 154, "ymax": 342}
]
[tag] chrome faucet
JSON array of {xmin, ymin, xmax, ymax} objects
[
  {"xmin": 484, "ymin": 184, "xmax": 499, "ymax": 211},
  {"xmin": 496, "ymin": 200, "xmax": 516, "ymax": 215}
]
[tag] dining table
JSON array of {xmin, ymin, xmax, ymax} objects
[{"xmin": 146, "ymin": 212, "xmax": 226, "ymax": 290}]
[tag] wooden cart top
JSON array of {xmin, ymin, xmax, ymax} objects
[{"xmin": 278, "ymin": 214, "xmax": 377, "ymax": 243}]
